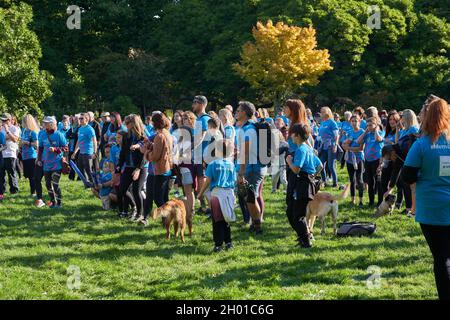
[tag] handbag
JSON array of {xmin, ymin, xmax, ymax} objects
[{"xmin": 46, "ymin": 133, "xmax": 70, "ymax": 175}]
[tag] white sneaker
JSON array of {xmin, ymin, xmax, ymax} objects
[{"xmin": 35, "ymin": 199, "xmax": 46, "ymax": 208}]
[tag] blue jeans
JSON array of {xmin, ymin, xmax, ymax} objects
[{"xmin": 319, "ymin": 147, "xmax": 337, "ymax": 185}]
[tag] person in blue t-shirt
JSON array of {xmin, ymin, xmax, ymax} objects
[
  {"xmin": 37, "ymin": 116, "xmax": 68, "ymax": 209},
  {"xmin": 91, "ymin": 144, "xmax": 114, "ymax": 210},
  {"xmin": 286, "ymin": 124, "xmax": 323, "ymax": 249},
  {"xmin": 357, "ymin": 117, "xmax": 385, "ymax": 206},
  {"xmin": 235, "ymin": 101, "xmax": 267, "ymax": 235},
  {"xmin": 342, "ymin": 114, "xmax": 365, "ymax": 207},
  {"xmin": 192, "ymin": 95, "xmax": 212, "ymax": 214},
  {"xmin": 71, "ymin": 113, "xmax": 97, "ymax": 185},
  {"xmin": 21, "ymin": 115, "xmax": 39, "ymax": 197},
  {"xmin": 198, "ymin": 140, "xmax": 236, "ymax": 252},
  {"xmin": 318, "ymin": 107, "xmax": 339, "ymax": 187},
  {"xmin": 401, "ymin": 98, "xmax": 450, "ymax": 300}
]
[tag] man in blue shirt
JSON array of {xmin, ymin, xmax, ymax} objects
[
  {"xmin": 71, "ymin": 113, "xmax": 97, "ymax": 185},
  {"xmin": 236, "ymin": 101, "xmax": 267, "ymax": 235},
  {"xmin": 192, "ymin": 95, "xmax": 212, "ymax": 214}
]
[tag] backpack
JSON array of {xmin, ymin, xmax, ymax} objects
[
  {"xmin": 336, "ymin": 222, "xmax": 377, "ymax": 237},
  {"xmin": 251, "ymin": 119, "xmax": 277, "ymax": 166},
  {"xmin": 394, "ymin": 133, "xmax": 419, "ymax": 163}
]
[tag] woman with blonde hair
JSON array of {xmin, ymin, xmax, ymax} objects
[
  {"xmin": 318, "ymin": 106, "xmax": 340, "ymax": 187},
  {"xmin": 402, "ymin": 98, "xmax": 450, "ymax": 300},
  {"xmin": 219, "ymin": 108, "xmax": 235, "ymax": 142},
  {"xmin": 396, "ymin": 109, "xmax": 419, "ymax": 143},
  {"xmin": 21, "ymin": 114, "xmax": 40, "ymax": 197},
  {"xmin": 115, "ymin": 114, "xmax": 147, "ymax": 220}
]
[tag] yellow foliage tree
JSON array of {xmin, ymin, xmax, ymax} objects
[{"xmin": 234, "ymin": 20, "xmax": 333, "ymax": 108}]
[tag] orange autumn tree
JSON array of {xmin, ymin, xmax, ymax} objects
[{"xmin": 234, "ymin": 20, "xmax": 333, "ymax": 109}]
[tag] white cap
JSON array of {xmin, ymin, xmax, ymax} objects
[{"xmin": 43, "ymin": 116, "xmax": 57, "ymax": 124}]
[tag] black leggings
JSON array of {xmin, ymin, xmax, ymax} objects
[
  {"xmin": 380, "ymin": 162, "xmax": 393, "ymax": 196},
  {"xmin": 365, "ymin": 160, "xmax": 382, "ymax": 205},
  {"xmin": 286, "ymin": 197, "xmax": 310, "ymax": 238},
  {"xmin": 118, "ymin": 167, "xmax": 147, "ymax": 215},
  {"xmin": 397, "ymin": 178, "xmax": 412, "ymax": 209},
  {"xmin": 153, "ymin": 175, "xmax": 170, "ymax": 207},
  {"xmin": 212, "ymin": 220, "xmax": 231, "ymax": 247},
  {"xmin": 238, "ymin": 192, "xmax": 250, "ymax": 224},
  {"xmin": 23, "ymin": 159, "xmax": 36, "ymax": 195},
  {"xmin": 144, "ymin": 174, "xmax": 155, "ymax": 219},
  {"xmin": 346, "ymin": 161, "xmax": 364, "ymax": 198},
  {"xmin": 44, "ymin": 170, "xmax": 62, "ymax": 205},
  {"xmin": 420, "ymin": 224, "xmax": 450, "ymax": 300},
  {"xmin": 34, "ymin": 164, "xmax": 44, "ymax": 200}
]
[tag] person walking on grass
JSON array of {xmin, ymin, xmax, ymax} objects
[
  {"xmin": 402, "ymin": 98, "xmax": 450, "ymax": 300},
  {"xmin": 38, "ymin": 116, "xmax": 68, "ymax": 209},
  {"xmin": 235, "ymin": 101, "xmax": 266, "ymax": 235},
  {"xmin": 318, "ymin": 107, "xmax": 339, "ymax": 188},
  {"xmin": 198, "ymin": 140, "xmax": 236, "ymax": 252},
  {"xmin": 71, "ymin": 113, "xmax": 97, "ymax": 185},
  {"xmin": 286, "ymin": 124, "xmax": 322, "ymax": 249},
  {"xmin": 21, "ymin": 115, "xmax": 40, "ymax": 198},
  {"xmin": 0, "ymin": 113, "xmax": 21, "ymax": 201},
  {"xmin": 342, "ymin": 114, "xmax": 365, "ymax": 207}
]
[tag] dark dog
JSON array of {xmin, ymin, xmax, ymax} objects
[{"xmin": 374, "ymin": 194, "xmax": 397, "ymax": 218}]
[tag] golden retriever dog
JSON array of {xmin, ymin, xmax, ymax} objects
[
  {"xmin": 152, "ymin": 199, "xmax": 187, "ymax": 242},
  {"xmin": 306, "ymin": 184, "xmax": 350, "ymax": 236}
]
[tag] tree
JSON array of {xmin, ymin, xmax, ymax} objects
[
  {"xmin": 233, "ymin": 20, "xmax": 333, "ymax": 109},
  {"xmin": 0, "ymin": 2, "xmax": 52, "ymax": 118}
]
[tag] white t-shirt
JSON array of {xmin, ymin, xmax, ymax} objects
[{"xmin": 1, "ymin": 125, "xmax": 21, "ymax": 158}]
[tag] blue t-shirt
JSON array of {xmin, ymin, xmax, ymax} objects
[
  {"xmin": 39, "ymin": 130, "xmax": 67, "ymax": 172},
  {"xmin": 293, "ymin": 144, "xmax": 321, "ymax": 175},
  {"xmin": 318, "ymin": 119, "xmax": 339, "ymax": 149},
  {"xmin": 347, "ymin": 128, "xmax": 365, "ymax": 162},
  {"xmin": 109, "ymin": 144, "xmax": 121, "ymax": 167},
  {"xmin": 77, "ymin": 125, "xmax": 96, "ymax": 155},
  {"xmin": 0, "ymin": 131, "xmax": 5, "ymax": 146},
  {"xmin": 360, "ymin": 119, "xmax": 367, "ymax": 130},
  {"xmin": 193, "ymin": 114, "xmax": 211, "ymax": 163},
  {"xmin": 224, "ymin": 125, "xmax": 235, "ymax": 141},
  {"xmin": 399, "ymin": 126, "xmax": 419, "ymax": 140},
  {"xmin": 205, "ymin": 159, "xmax": 236, "ymax": 191},
  {"xmin": 385, "ymin": 132, "xmax": 396, "ymax": 144},
  {"xmin": 239, "ymin": 121, "xmax": 264, "ymax": 174},
  {"xmin": 405, "ymin": 135, "xmax": 450, "ymax": 225},
  {"xmin": 99, "ymin": 171, "xmax": 113, "ymax": 197},
  {"xmin": 363, "ymin": 131, "xmax": 385, "ymax": 161},
  {"xmin": 146, "ymin": 124, "xmax": 155, "ymax": 137},
  {"xmin": 21, "ymin": 129, "xmax": 38, "ymax": 160},
  {"xmin": 339, "ymin": 121, "xmax": 353, "ymax": 143}
]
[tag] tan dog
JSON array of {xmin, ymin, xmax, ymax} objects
[
  {"xmin": 152, "ymin": 199, "xmax": 188, "ymax": 242},
  {"xmin": 306, "ymin": 185, "xmax": 350, "ymax": 236}
]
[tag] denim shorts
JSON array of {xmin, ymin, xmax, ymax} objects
[{"xmin": 245, "ymin": 167, "xmax": 267, "ymax": 203}]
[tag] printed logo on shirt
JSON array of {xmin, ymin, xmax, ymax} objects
[{"xmin": 439, "ymin": 156, "xmax": 450, "ymax": 176}]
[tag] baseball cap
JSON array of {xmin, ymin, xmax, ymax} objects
[
  {"xmin": 101, "ymin": 112, "xmax": 111, "ymax": 117},
  {"xmin": 42, "ymin": 116, "xmax": 57, "ymax": 124},
  {"xmin": 193, "ymin": 95, "xmax": 208, "ymax": 105},
  {"xmin": 0, "ymin": 113, "xmax": 12, "ymax": 121}
]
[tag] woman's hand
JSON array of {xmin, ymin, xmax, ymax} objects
[
  {"xmin": 132, "ymin": 169, "xmax": 141, "ymax": 181},
  {"xmin": 130, "ymin": 144, "xmax": 140, "ymax": 151}
]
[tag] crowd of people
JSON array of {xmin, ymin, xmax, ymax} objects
[{"xmin": 0, "ymin": 95, "xmax": 448, "ymax": 299}]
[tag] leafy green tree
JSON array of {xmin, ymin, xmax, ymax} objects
[{"xmin": 0, "ymin": 2, "xmax": 52, "ymax": 118}]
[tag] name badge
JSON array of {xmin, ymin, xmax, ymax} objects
[{"xmin": 439, "ymin": 156, "xmax": 450, "ymax": 176}]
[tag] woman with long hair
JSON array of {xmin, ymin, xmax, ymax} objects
[
  {"xmin": 21, "ymin": 115, "xmax": 40, "ymax": 197},
  {"xmin": 140, "ymin": 113, "xmax": 173, "ymax": 226},
  {"xmin": 402, "ymin": 98, "xmax": 450, "ymax": 300},
  {"xmin": 381, "ymin": 111, "xmax": 401, "ymax": 202},
  {"xmin": 105, "ymin": 112, "xmax": 125, "ymax": 142},
  {"xmin": 115, "ymin": 114, "xmax": 147, "ymax": 220},
  {"xmin": 396, "ymin": 109, "xmax": 419, "ymax": 143},
  {"xmin": 318, "ymin": 106, "xmax": 339, "ymax": 187},
  {"xmin": 219, "ymin": 108, "xmax": 235, "ymax": 142}
]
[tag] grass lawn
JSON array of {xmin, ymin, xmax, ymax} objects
[{"xmin": 0, "ymin": 166, "xmax": 436, "ymax": 300}]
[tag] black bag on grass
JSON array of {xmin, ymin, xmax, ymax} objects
[{"xmin": 337, "ymin": 222, "xmax": 377, "ymax": 237}]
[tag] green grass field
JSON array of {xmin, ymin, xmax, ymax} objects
[{"xmin": 0, "ymin": 167, "xmax": 436, "ymax": 300}]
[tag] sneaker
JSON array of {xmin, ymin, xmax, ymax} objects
[
  {"xmin": 225, "ymin": 243, "xmax": 234, "ymax": 250},
  {"xmin": 213, "ymin": 246, "xmax": 223, "ymax": 253},
  {"xmin": 139, "ymin": 218, "xmax": 148, "ymax": 226},
  {"xmin": 297, "ymin": 237, "xmax": 312, "ymax": 249},
  {"xmin": 254, "ymin": 228, "xmax": 263, "ymax": 235},
  {"xmin": 205, "ymin": 208, "xmax": 212, "ymax": 219},
  {"xmin": 35, "ymin": 199, "xmax": 46, "ymax": 208},
  {"xmin": 46, "ymin": 201, "xmax": 54, "ymax": 207},
  {"xmin": 395, "ymin": 203, "xmax": 402, "ymax": 210}
]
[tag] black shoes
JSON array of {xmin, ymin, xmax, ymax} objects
[
  {"xmin": 213, "ymin": 246, "xmax": 223, "ymax": 253},
  {"xmin": 225, "ymin": 242, "xmax": 234, "ymax": 250}
]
